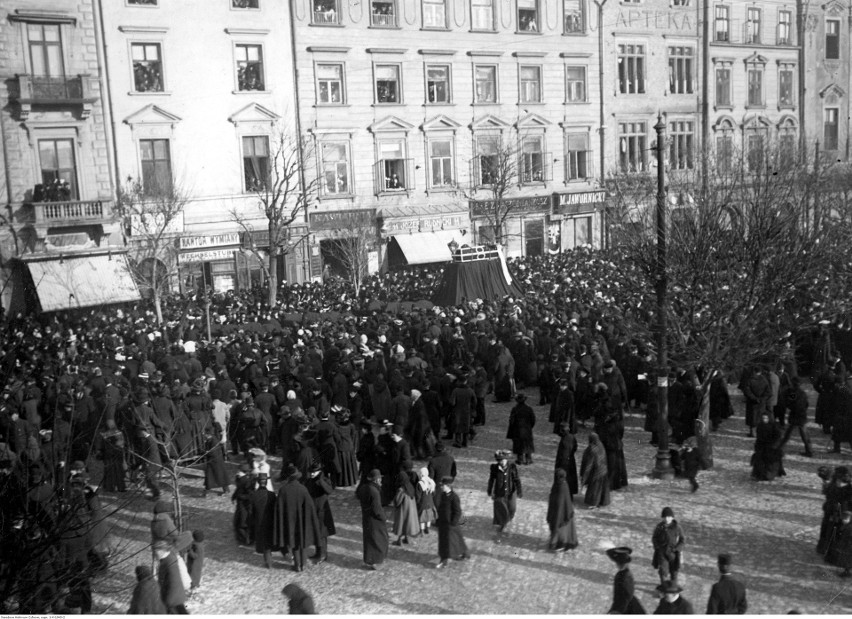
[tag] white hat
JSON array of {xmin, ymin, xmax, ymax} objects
[{"xmin": 183, "ymin": 341, "xmax": 197, "ymax": 354}]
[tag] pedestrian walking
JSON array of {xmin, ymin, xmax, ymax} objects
[
  {"xmin": 186, "ymin": 530, "xmax": 205, "ymax": 592},
  {"xmin": 392, "ymin": 466, "xmax": 420, "ymax": 546},
  {"xmin": 273, "ymin": 463, "xmax": 321, "ymax": 573},
  {"xmin": 652, "ymin": 506, "xmax": 686, "ymax": 584},
  {"xmin": 249, "ymin": 472, "xmax": 277, "ymax": 568},
  {"xmin": 415, "ymin": 466, "xmax": 437, "ymax": 535},
  {"xmin": 436, "ymin": 476, "xmax": 469, "ymax": 568},
  {"xmin": 706, "ymin": 553, "xmax": 747, "ymax": 614},
  {"xmin": 506, "ymin": 393, "xmax": 535, "ymax": 464},
  {"xmin": 487, "ymin": 449, "xmax": 521, "ymax": 533},
  {"xmin": 554, "ymin": 422, "xmax": 579, "ymax": 497},
  {"xmin": 779, "ymin": 376, "xmax": 813, "ymax": 457},
  {"xmin": 580, "ymin": 432, "xmax": 610, "ymax": 508},
  {"xmin": 356, "ymin": 468, "xmax": 389, "ymax": 570},
  {"xmin": 128, "ymin": 565, "xmax": 166, "ymax": 615},
  {"xmin": 154, "ymin": 542, "xmax": 188, "ymax": 614},
  {"xmin": 305, "ymin": 462, "xmax": 335, "ymax": 564},
  {"xmin": 653, "ymin": 580, "xmax": 694, "ymax": 614},
  {"xmin": 606, "ymin": 546, "xmax": 645, "ymax": 614},
  {"xmin": 681, "ymin": 438, "xmax": 700, "ymax": 493},
  {"xmin": 546, "ymin": 469, "xmax": 577, "ymax": 552}
]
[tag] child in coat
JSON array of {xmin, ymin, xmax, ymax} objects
[
  {"xmin": 681, "ymin": 439, "xmax": 701, "ymax": 493},
  {"xmin": 415, "ymin": 467, "xmax": 437, "ymax": 535},
  {"xmin": 186, "ymin": 530, "xmax": 205, "ymax": 592}
]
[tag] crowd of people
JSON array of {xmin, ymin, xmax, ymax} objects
[{"xmin": 0, "ymin": 247, "xmax": 849, "ymax": 613}]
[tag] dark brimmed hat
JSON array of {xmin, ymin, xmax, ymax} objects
[
  {"xmin": 440, "ymin": 476, "xmax": 454, "ymax": 485},
  {"xmin": 606, "ymin": 546, "xmax": 632, "ymax": 563},
  {"xmin": 367, "ymin": 468, "xmax": 382, "ymax": 481},
  {"xmin": 656, "ymin": 580, "xmax": 683, "ymax": 594},
  {"xmin": 494, "ymin": 449, "xmax": 512, "ymax": 460},
  {"xmin": 717, "ymin": 553, "xmax": 732, "ymax": 570}
]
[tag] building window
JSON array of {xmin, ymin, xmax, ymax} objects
[
  {"xmin": 320, "ymin": 142, "xmax": 350, "ymax": 195},
  {"xmin": 520, "ymin": 65, "xmax": 541, "ymax": 103},
  {"xmin": 518, "ymin": 0, "xmax": 538, "ymax": 31},
  {"xmin": 313, "ymin": 0, "xmax": 340, "ymax": 24},
  {"xmin": 777, "ymin": 10, "xmax": 791, "ymax": 45},
  {"xmin": 476, "ymin": 138, "xmax": 499, "ymax": 185},
  {"xmin": 426, "ymin": 65, "xmax": 451, "ymax": 103},
  {"xmin": 565, "ymin": 216, "xmax": 591, "ymax": 248},
  {"xmin": 429, "ymin": 139, "xmax": 454, "ymax": 188},
  {"xmin": 778, "ymin": 65, "xmax": 794, "ymax": 108},
  {"xmin": 375, "ymin": 64, "xmax": 401, "ymax": 103},
  {"xmin": 779, "ymin": 128, "xmax": 797, "ymax": 166},
  {"xmin": 130, "ymin": 43, "xmax": 163, "ymax": 92},
  {"xmin": 669, "ymin": 120, "xmax": 694, "ymax": 170},
  {"xmin": 617, "ymin": 44, "xmax": 645, "ymax": 94},
  {"xmin": 565, "ymin": 66, "xmax": 586, "ymax": 102},
  {"xmin": 235, "ymin": 44, "xmax": 264, "ymax": 91},
  {"xmin": 372, "ymin": 0, "xmax": 396, "ymax": 26},
  {"xmin": 745, "ymin": 7, "xmax": 761, "ymax": 44},
  {"xmin": 128, "ymin": 0, "xmax": 158, "ymax": 5},
  {"xmin": 140, "ymin": 138, "xmax": 172, "ymax": 195},
  {"xmin": 317, "ymin": 63, "xmax": 344, "ymax": 104},
  {"xmin": 747, "ymin": 64, "xmax": 763, "ymax": 107},
  {"xmin": 746, "ymin": 128, "xmax": 767, "ymax": 171},
  {"xmin": 826, "ymin": 20, "xmax": 840, "ymax": 60},
  {"xmin": 242, "ymin": 136, "xmax": 269, "ymax": 191},
  {"xmin": 672, "ymin": 0, "xmax": 690, "ymax": 5},
  {"xmin": 716, "ymin": 133, "xmax": 734, "ymax": 174},
  {"xmin": 232, "ymin": 0, "xmax": 259, "ymax": 7},
  {"xmin": 378, "ymin": 140, "xmax": 407, "ymax": 191},
  {"xmin": 521, "ymin": 136, "xmax": 545, "ymax": 183},
  {"xmin": 668, "ymin": 47, "xmax": 693, "ymax": 94},
  {"xmin": 715, "ymin": 5, "xmax": 729, "ymax": 42},
  {"xmin": 471, "ymin": 0, "xmax": 495, "ymax": 30},
  {"xmin": 825, "ymin": 108, "xmax": 839, "ymax": 150},
  {"xmin": 475, "ymin": 65, "xmax": 497, "ymax": 103},
  {"xmin": 619, "ymin": 121, "xmax": 646, "ymax": 173},
  {"xmin": 565, "ymin": 133, "xmax": 590, "ymax": 180},
  {"xmin": 715, "ymin": 64, "xmax": 731, "ymax": 107},
  {"xmin": 38, "ymin": 138, "xmax": 77, "ymax": 200},
  {"xmin": 423, "ymin": 0, "xmax": 447, "ymax": 28},
  {"xmin": 564, "ymin": 0, "xmax": 584, "ymax": 33},
  {"xmin": 523, "ymin": 218, "xmax": 544, "ymax": 256},
  {"xmin": 28, "ymin": 24, "xmax": 64, "ymax": 78}
]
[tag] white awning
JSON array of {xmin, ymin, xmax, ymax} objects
[
  {"xmin": 391, "ymin": 229, "xmax": 468, "ymax": 265},
  {"xmin": 26, "ymin": 253, "xmax": 141, "ymax": 311}
]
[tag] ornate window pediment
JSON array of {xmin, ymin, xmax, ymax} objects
[
  {"xmin": 777, "ymin": 114, "xmax": 798, "ymax": 130},
  {"xmin": 227, "ymin": 102, "xmax": 280, "ymax": 127},
  {"xmin": 516, "ymin": 112, "xmax": 551, "ymax": 130},
  {"xmin": 470, "ymin": 114, "xmax": 511, "ymax": 131},
  {"xmin": 123, "ymin": 104, "xmax": 181, "ymax": 128},
  {"xmin": 713, "ymin": 115, "xmax": 737, "ymax": 132},
  {"xmin": 421, "ymin": 114, "xmax": 462, "ymax": 132},
  {"xmin": 368, "ymin": 115, "xmax": 415, "ymax": 133},
  {"xmin": 743, "ymin": 52, "xmax": 768, "ymax": 66},
  {"xmin": 820, "ymin": 83, "xmax": 846, "ymax": 100}
]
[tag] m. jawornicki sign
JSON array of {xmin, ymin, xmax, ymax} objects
[{"xmin": 554, "ymin": 190, "xmax": 607, "ymax": 215}]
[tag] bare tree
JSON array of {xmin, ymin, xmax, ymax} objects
[
  {"xmin": 322, "ymin": 212, "xmax": 377, "ymax": 297},
  {"xmin": 607, "ymin": 142, "xmax": 852, "ymax": 465},
  {"xmin": 114, "ymin": 177, "xmax": 188, "ymax": 326},
  {"xmin": 231, "ymin": 127, "xmax": 316, "ymax": 306}
]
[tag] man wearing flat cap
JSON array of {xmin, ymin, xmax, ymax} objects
[
  {"xmin": 706, "ymin": 553, "xmax": 747, "ymax": 614},
  {"xmin": 653, "ymin": 580, "xmax": 694, "ymax": 614},
  {"xmin": 356, "ymin": 469, "xmax": 388, "ymax": 570},
  {"xmin": 606, "ymin": 546, "xmax": 645, "ymax": 614}
]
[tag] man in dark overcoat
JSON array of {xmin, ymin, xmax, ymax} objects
[
  {"xmin": 355, "ymin": 468, "xmax": 388, "ymax": 570},
  {"xmin": 435, "ymin": 476, "xmax": 468, "ymax": 568},
  {"xmin": 706, "ymin": 553, "xmax": 747, "ymax": 614},
  {"xmin": 249, "ymin": 472, "xmax": 277, "ymax": 568},
  {"xmin": 273, "ymin": 464, "xmax": 320, "ymax": 572}
]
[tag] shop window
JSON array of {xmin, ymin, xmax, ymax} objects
[
  {"xmin": 423, "ymin": 0, "xmax": 447, "ymax": 28},
  {"xmin": 471, "ymin": 0, "xmax": 494, "ymax": 30},
  {"xmin": 372, "ymin": 0, "xmax": 397, "ymax": 26},
  {"xmin": 320, "ymin": 142, "xmax": 351, "ymax": 196},
  {"xmin": 131, "ymin": 43, "xmax": 163, "ymax": 92},
  {"xmin": 475, "ymin": 65, "xmax": 497, "ymax": 103},
  {"xmin": 375, "ymin": 64, "xmax": 401, "ymax": 103},
  {"xmin": 235, "ymin": 44, "xmax": 264, "ymax": 91},
  {"xmin": 524, "ymin": 218, "xmax": 544, "ymax": 256},
  {"xmin": 242, "ymin": 136, "xmax": 269, "ymax": 192},
  {"xmin": 518, "ymin": 0, "xmax": 538, "ymax": 32},
  {"xmin": 564, "ymin": 216, "xmax": 591, "ymax": 248},
  {"xmin": 426, "ymin": 65, "xmax": 451, "ymax": 103},
  {"xmin": 38, "ymin": 138, "xmax": 77, "ymax": 200},
  {"xmin": 313, "ymin": 0, "xmax": 340, "ymax": 23},
  {"xmin": 140, "ymin": 138, "xmax": 172, "ymax": 195},
  {"xmin": 317, "ymin": 63, "xmax": 345, "ymax": 104}
]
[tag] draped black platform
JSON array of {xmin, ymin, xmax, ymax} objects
[{"xmin": 431, "ymin": 257, "xmax": 523, "ymax": 306}]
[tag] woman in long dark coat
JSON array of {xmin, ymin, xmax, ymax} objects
[
  {"xmin": 232, "ymin": 466, "xmax": 254, "ymax": 545},
  {"xmin": 493, "ymin": 345, "xmax": 515, "ymax": 402},
  {"xmin": 249, "ymin": 473, "xmax": 277, "ymax": 568},
  {"xmin": 334, "ymin": 411, "xmax": 359, "ymax": 487},
  {"xmin": 436, "ymin": 477, "xmax": 468, "ymax": 568},
  {"xmin": 554, "ymin": 423, "xmax": 579, "ymax": 497},
  {"xmin": 546, "ymin": 469, "xmax": 577, "ymax": 551},
  {"xmin": 355, "ymin": 469, "xmax": 389, "ymax": 569},
  {"xmin": 580, "ymin": 432, "xmax": 610, "ymax": 508},
  {"xmin": 450, "ymin": 378, "xmax": 475, "ymax": 448},
  {"xmin": 594, "ymin": 388, "xmax": 628, "ymax": 490},
  {"xmin": 506, "ymin": 393, "xmax": 535, "ymax": 464},
  {"xmin": 273, "ymin": 464, "xmax": 321, "ymax": 572},
  {"xmin": 751, "ymin": 412, "xmax": 785, "ymax": 481},
  {"xmin": 305, "ymin": 463, "xmax": 336, "ymax": 563},
  {"xmin": 407, "ymin": 390, "xmax": 434, "ymax": 460},
  {"xmin": 97, "ymin": 419, "xmax": 126, "ymax": 493},
  {"xmin": 203, "ymin": 425, "xmax": 229, "ymax": 496}
]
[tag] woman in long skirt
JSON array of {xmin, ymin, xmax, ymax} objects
[
  {"xmin": 580, "ymin": 433, "xmax": 610, "ymax": 508},
  {"xmin": 203, "ymin": 426, "xmax": 230, "ymax": 497},
  {"xmin": 334, "ymin": 411, "xmax": 359, "ymax": 487},
  {"xmin": 546, "ymin": 469, "xmax": 578, "ymax": 551},
  {"xmin": 415, "ymin": 467, "xmax": 437, "ymax": 535},
  {"xmin": 98, "ymin": 420, "xmax": 126, "ymax": 493},
  {"xmin": 392, "ymin": 468, "xmax": 421, "ymax": 545}
]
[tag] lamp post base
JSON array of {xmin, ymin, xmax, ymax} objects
[{"xmin": 652, "ymin": 448, "xmax": 676, "ymax": 480}]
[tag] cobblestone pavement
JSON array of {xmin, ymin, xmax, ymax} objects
[{"xmin": 93, "ymin": 387, "xmax": 852, "ymax": 614}]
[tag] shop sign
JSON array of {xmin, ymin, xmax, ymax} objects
[
  {"xmin": 178, "ymin": 248, "xmax": 236, "ymax": 264},
  {"xmin": 130, "ymin": 212, "xmax": 184, "ymax": 237},
  {"xmin": 555, "ymin": 190, "xmax": 607, "ymax": 215},
  {"xmin": 310, "ymin": 209, "xmax": 375, "ymax": 231},
  {"xmin": 179, "ymin": 232, "xmax": 240, "ymax": 251},
  {"xmin": 383, "ymin": 213, "xmax": 467, "ymax": 234},
  {"xmin": 469, "ymin": 196, "xmax": 550, "ymax": 218}
]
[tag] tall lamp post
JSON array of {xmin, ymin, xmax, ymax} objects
[{"xmin": 652, "ymin": 114, "xmax": 674, "ymax": 479}]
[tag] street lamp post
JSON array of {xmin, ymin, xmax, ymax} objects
[{"xmin": 652, "ymin": 114, "xmax": 675, "ymax": 480}]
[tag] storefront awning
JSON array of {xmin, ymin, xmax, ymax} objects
[
  {"xmin": 26, "ymin": 252, "xmax": 141, "ymax": 312},
  {"xmin": 390, "ymin": 230, "xmax": 469, "ymax": 266}
]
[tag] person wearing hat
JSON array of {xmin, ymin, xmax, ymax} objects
[
  {"xmin": 606, "ymin": 547, "xmax": 645, "ymax": 614},
  {"xmin": 550, "ymin": 377, "xmax": 575, "ymax": 435},
  {"xmin": 653, "ymin": 579, "xmax": 694, "ymax": 614},
  {"xmin": 184, "ymin": 377, "xmax": 214, "ymax": 456},
  {"xmin": 306, "ymin": 461, "xmax": 336, "ymax": 564},
  {"xmin": 355, "ymin": 469, "xmax": 389, "ymax": 570},
  {"xmin": 232, "ymin": 464, "xmax": 255, "ymax": 546},
  {"xmin": 249, "ymin": 471, "xmax": 277, "ymax": 568},
  {"xmin": 507, "ymin": 393, "xmax": 536, "ymax": 465},
  {"xmin": 154, "ymin": 542, "xmax": 188, "ymax": 615},
  {"xmin": 546, "ymin": 468, "xmax": 577, "ymax": 552},
  {"xmin": 487, "ymin": 449, "xmax": 522, "ymax": 534},
  {"xmin": 680, "ymin": 437, "xmax": 701, "ymax": 493},
  {"xmin": 273, "ymin": 463, "xmax": 321, "ymax": 572},
  {"xmin": 134, "ymin": 427, "xmax": 162, "ymax": 500},
  {"xmin": 282, "ymin": 583, "xmax": 316, "ymax": 615},
  {"xmin": 706, "ymin": 553, "xmax": 747, "ymax": 614},
  {"xmin": 427, "ymin": 441, "xmax": 457, "ymax": 511},
  {"xmin": 436, "ymin": 476, "xmax": 469, "ymax": 568},
  {"xmin": 449, "ymin": 374, "xmax": 475, "ymax": 449},
  {"xmin": 652, "ymin": 507, "xmax": 686, "ymax": 585},
  {"xmin": 128, "ymin": 564, "xmax": 166, "ymax": 614}
]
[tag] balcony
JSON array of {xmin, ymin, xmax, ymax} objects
[
  {"xmin": 16, "ymin": 74, "xmax": 99, "ymax": 120},
  {"xmin": 32, "ymin": 199, "xmax": 114, "ymax": 228}
]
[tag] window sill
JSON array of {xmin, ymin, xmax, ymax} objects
[
  {"xmin": 309, "ymin": 22, "xmax": 344, "ymax": 27},
  {"xmin": 378, "ymin": 190, "xmax": 412, "ymax": 197},
  {"xmin": 421, "ymin": 26, "xmax": 450, "ymax": 31},
  {"xmin": 426, "ymin": 186, "xmax": 457, "ymax": 194},
  {"xmin": 515, "ymin": 29, "xmax": 543, "ymax": 35},
  {"xmin": 318, "ymin": 193, "xmax": 356, "ymax": 201},
  {"xmin": 315, "ymin": 103, "xmax": 350, "ymax": 107},
  {"xmin": 564, "ymin": 100, "xmax": 589, "ymax": 105},
  {"xmin": 666, "ymin": 91, "xmax": 695, "ymax": 96},
  {"xmin": 469, "ymin": 28, "xmax": 497, "ymax": 33},
  {"xmin": 778, "ymin": 104, "xmax": 796, "ymax": 111},
  {"xmin": 519, "ymin": 181, "xmax": 549, "ymax": 188},
  {"xmin": 714, "ymin": 104, "xmax": 733, "ymax": 111},
  {"xmin": 519, "ymin": 101, "xmax": 545, "ymax": 106},
  {"xmin": 562, "ymin": 31, "xmax": 588, "ymax": 36},
  {"xmin": 372, "ymin": 102, "xmax": 405, "ymax": 107},
  {"xmin": 745, "ymin": 104, "xmax": 767, "ymax": 110},
  {"xmin": 129, "ymin": 90, "xmax": 170, "ymax": 96},
  {"xmin": 564, "ymin": 178, "xmax": 593, "ymax": 184},
  {"xmin": 473, "ymin": 101, "xmax": 499, "ymax": 105},
  {"xmin": 233, "ymin": 89, "xmax": 271, "ymax": 95},
  {"xmin": 424, "ymin": 101, "xmax": 455, "ymax": 106},
  {"xmin": 369, "ymin": 24, "xmax": 402, "ymax": 29}
]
